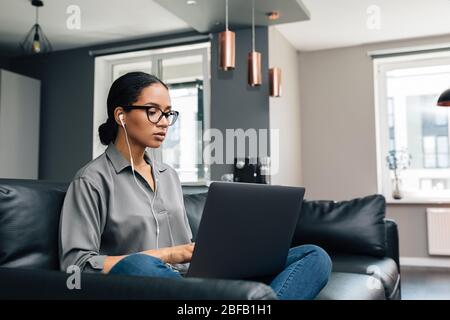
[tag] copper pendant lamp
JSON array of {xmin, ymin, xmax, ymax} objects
[
  {"xmin": 248, "ymin": 0, "xmax": 262, "ymax": 86},
  {"xmin": 269, "ymin": 67, "xmax": 282, "ymax": 97},
  {"xmin": 219, "ymin": 0, "xmax": 235, "ymax": 71},
  {"xmin": 268, "ymin": 11, "xmax": 282, "ymax": 97}
]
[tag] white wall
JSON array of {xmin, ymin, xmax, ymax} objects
[
  {"xmin": 299, "ymin": 43, "xmax": 378, "ymax": 200},
  {"xmin": 268, "ymin": 27, "xmax": 302, "ymax": 187},
  {"xmin": 298, "ymin": 34, "xmax": 450, "ymax": 262},
  {"xmin": 0, "ymin": 69, "xmax": 40, "ymax": 179}
]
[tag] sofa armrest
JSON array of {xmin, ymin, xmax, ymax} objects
[
  {"xmin": 384, "ymin": 219, "xmax": 400, "ymax": 273},
  {"xmin": 0, "ymin": 267, "xmax": 277, "ymax": 300}
]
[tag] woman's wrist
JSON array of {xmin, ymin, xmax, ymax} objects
[
  {"xmin": 144, "ymin": 248, "xmax": 169, "ymax": 263},
  {"xmin": 103, "ymin": 255, "xmax": 126, "ymax": 274}
]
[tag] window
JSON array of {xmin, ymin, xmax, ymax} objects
[
  {"xmin": 93, "ymin": 43, "xmax": 211, "ymax": 184},
  {"xmin": 420, "ymin": 178, "xmax": 448, "ymax": 191},
  {"xmin": 375, "ymin": 51, "xmax": 450, "ymax": 201},
  {"xmin": 161, "ymin": 81, "xmax": 205, "ymax": 183},
  {"xmin": 422, "ymin": 135, "xmax": 449, "ymax": 168},
  {"xmin": 387, "ymin": 97, "xmax": 396, "ymax": 151}
]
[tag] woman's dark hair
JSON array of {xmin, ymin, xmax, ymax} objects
[{"xmin": 98, "ymin": 71, "xmax": 168, "ymax": 145}]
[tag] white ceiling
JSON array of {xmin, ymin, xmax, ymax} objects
[
  {"xmin": 276, "ymin": 0, "xmax": 450, "ymax": 51},
  {"xmin": 2, "ymin": 0, "xmax": 450, "ymax": 56},
  {"xmin": 0, "ymin": 0, "xmax": 192, "ymax": 55}
]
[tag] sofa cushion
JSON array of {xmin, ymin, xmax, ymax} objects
[
  {"xmin": 0, "ymin": 179, "xmax": 67, "ymax": 270},
  {"xmin": 183, "ymin": 192, "xmax": 208, "ymax": 240},
  {"xmin": 292, "ymin": 194, "xmax": 387, "ymax": 258}
]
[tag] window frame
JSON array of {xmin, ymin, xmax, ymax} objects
[{"xmin": 374, "ymin": 50, "xmax": 450, "ymax": 203}]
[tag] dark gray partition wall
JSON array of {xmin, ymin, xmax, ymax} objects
[{"xmin": 210, "ymin": 27, "xmax": 270, "ymax": 181}]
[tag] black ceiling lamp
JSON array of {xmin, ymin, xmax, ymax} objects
[
  {"xmin": 20, "ymin": 0, "xmax": 52, "ymax": 54},
  {"xmin": 437, "ymin": 88, "xmax": 450, "ymax": 107}
]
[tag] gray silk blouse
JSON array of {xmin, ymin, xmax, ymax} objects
[{"xmin": 59, "ymin": 142, "xmax": 193, "ymax": 274}]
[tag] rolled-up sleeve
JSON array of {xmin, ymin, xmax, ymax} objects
[
  {"xmin": 183, "ymin": 206, "xmax": 193, "ymax": 242},
  {"xmin": 59, "ymin": 177, "xmax": 107, "ymax": 273}
]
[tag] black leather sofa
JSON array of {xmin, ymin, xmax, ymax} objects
[{"xmin": 0, "ymin": 179, "xmax": 401, "ymax": 300}]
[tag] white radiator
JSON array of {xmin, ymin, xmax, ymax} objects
[{"xmin": 427, "ymin": 208, "xmax": 450, "ymax": 256}]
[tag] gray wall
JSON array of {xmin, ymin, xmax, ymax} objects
[
  {"xmin": 298, "ymin": 34, "xmax": 450, "ymax": 261},
  {"xmin": 0, "ymin": 55, "xmax": 11, "ymax": 69},
  {"xmin": 210, "ymin": 27, "xmax": 270, "ymax": 181}
]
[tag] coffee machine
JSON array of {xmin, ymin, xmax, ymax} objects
[{"xmin": 233, "ymin": 157, "xmax": 269, "ymax": 184}]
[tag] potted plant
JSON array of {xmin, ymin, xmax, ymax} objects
[{"xmin": 386, "ymin": 149, "xmax": 412, "ymax": 200}]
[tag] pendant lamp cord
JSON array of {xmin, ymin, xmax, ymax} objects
[
  {"xmin": 35, "ymin": 5, "xmax": 39, "ymax": 25},
  {"xmin": 225, "ymin": 0, "xmax": 229, "ymax": 30},
  {"xmin": 252, "ymin": 0, "xmax": 255, "ymax": 51}
]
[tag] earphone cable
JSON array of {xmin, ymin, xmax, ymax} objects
[{"xmin": 122, "ymin": 122, "xmax": 160, "ymax": 249}]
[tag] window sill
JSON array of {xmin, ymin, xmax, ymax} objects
[{"xmin": 387, "ymin": 198, "xmax": 450, "ymax": 205}]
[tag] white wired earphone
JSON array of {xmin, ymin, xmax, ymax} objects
[{"xmin": 118, "ymin": 113, "xmax": 161, "ymax": 249}]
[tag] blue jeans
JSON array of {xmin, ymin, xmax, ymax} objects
[{"xmin": 109, "ymin": 244, "xmax": 332, "ymax": 300}]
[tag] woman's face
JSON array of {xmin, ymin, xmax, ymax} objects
[{"xmin": 124, "ymin": 83, "xmax": 172, "ymax": 148}]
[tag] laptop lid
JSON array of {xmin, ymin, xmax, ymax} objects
[{"xmin": 187, "ymin": 181, "xmax": 305, "ymax": 279}]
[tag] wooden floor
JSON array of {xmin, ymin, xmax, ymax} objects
[{"xmin": 401, "ymin": 267, "xmax": 450, "ymax": 300}]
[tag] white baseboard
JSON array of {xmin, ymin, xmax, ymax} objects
[{"xmin": 400, "ymin": 257, "xmax": 450, "ymax": 268}]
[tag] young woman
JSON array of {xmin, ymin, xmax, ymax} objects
[{"xmin": 59, "ymin": 72, "xmax": 332, "ymax": 299}]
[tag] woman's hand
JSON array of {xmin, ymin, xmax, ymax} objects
[{"xmin": 144, "ymin": 243, "xmax": 195, "ymax": 264}]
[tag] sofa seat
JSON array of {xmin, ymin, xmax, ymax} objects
[
  {"xmin": 330, "ymin": 254, "xmax": 400, "ymax": 299},
  {"xmin": 316, "ymin": 272, "xmax": 386, "ymax": 300}
]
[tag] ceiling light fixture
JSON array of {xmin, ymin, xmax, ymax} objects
[
  {"xmin": 219, "ymin": 0, "xmax": 235, "ymax": 71},
  {"xmin": 20, "ymin": 0, "xmax": 52, "ymax": 55},
  {"xmin": 267, "ymin": 11, "xmax": 280, "ymax": 21},
  {"xmin": 269, "ymin": 22, "xmax": 282, "ymax": 97},
  {"xmin": 437, "ymin": 88, "xmax": 450, "ymax": 107},
  {"xmin": 269, "ymin": 67, "xmax": 282, "ymax": 97},
  {"xmin": 248, "ymin": 0, "xmax": 262, "ymax": 86}
]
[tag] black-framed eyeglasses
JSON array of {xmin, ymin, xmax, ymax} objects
[{"xmin": 122, "ymin": 105, "xmax": 179, "ymax": 126}]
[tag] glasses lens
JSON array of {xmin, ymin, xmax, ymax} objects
[
  {"xmin": 147, "ymin": 108, "xmax": 163, "ymax": 123},
  {"xmin": 167, "ymin": 111, "xmax": 178, "ymax": 126}
]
